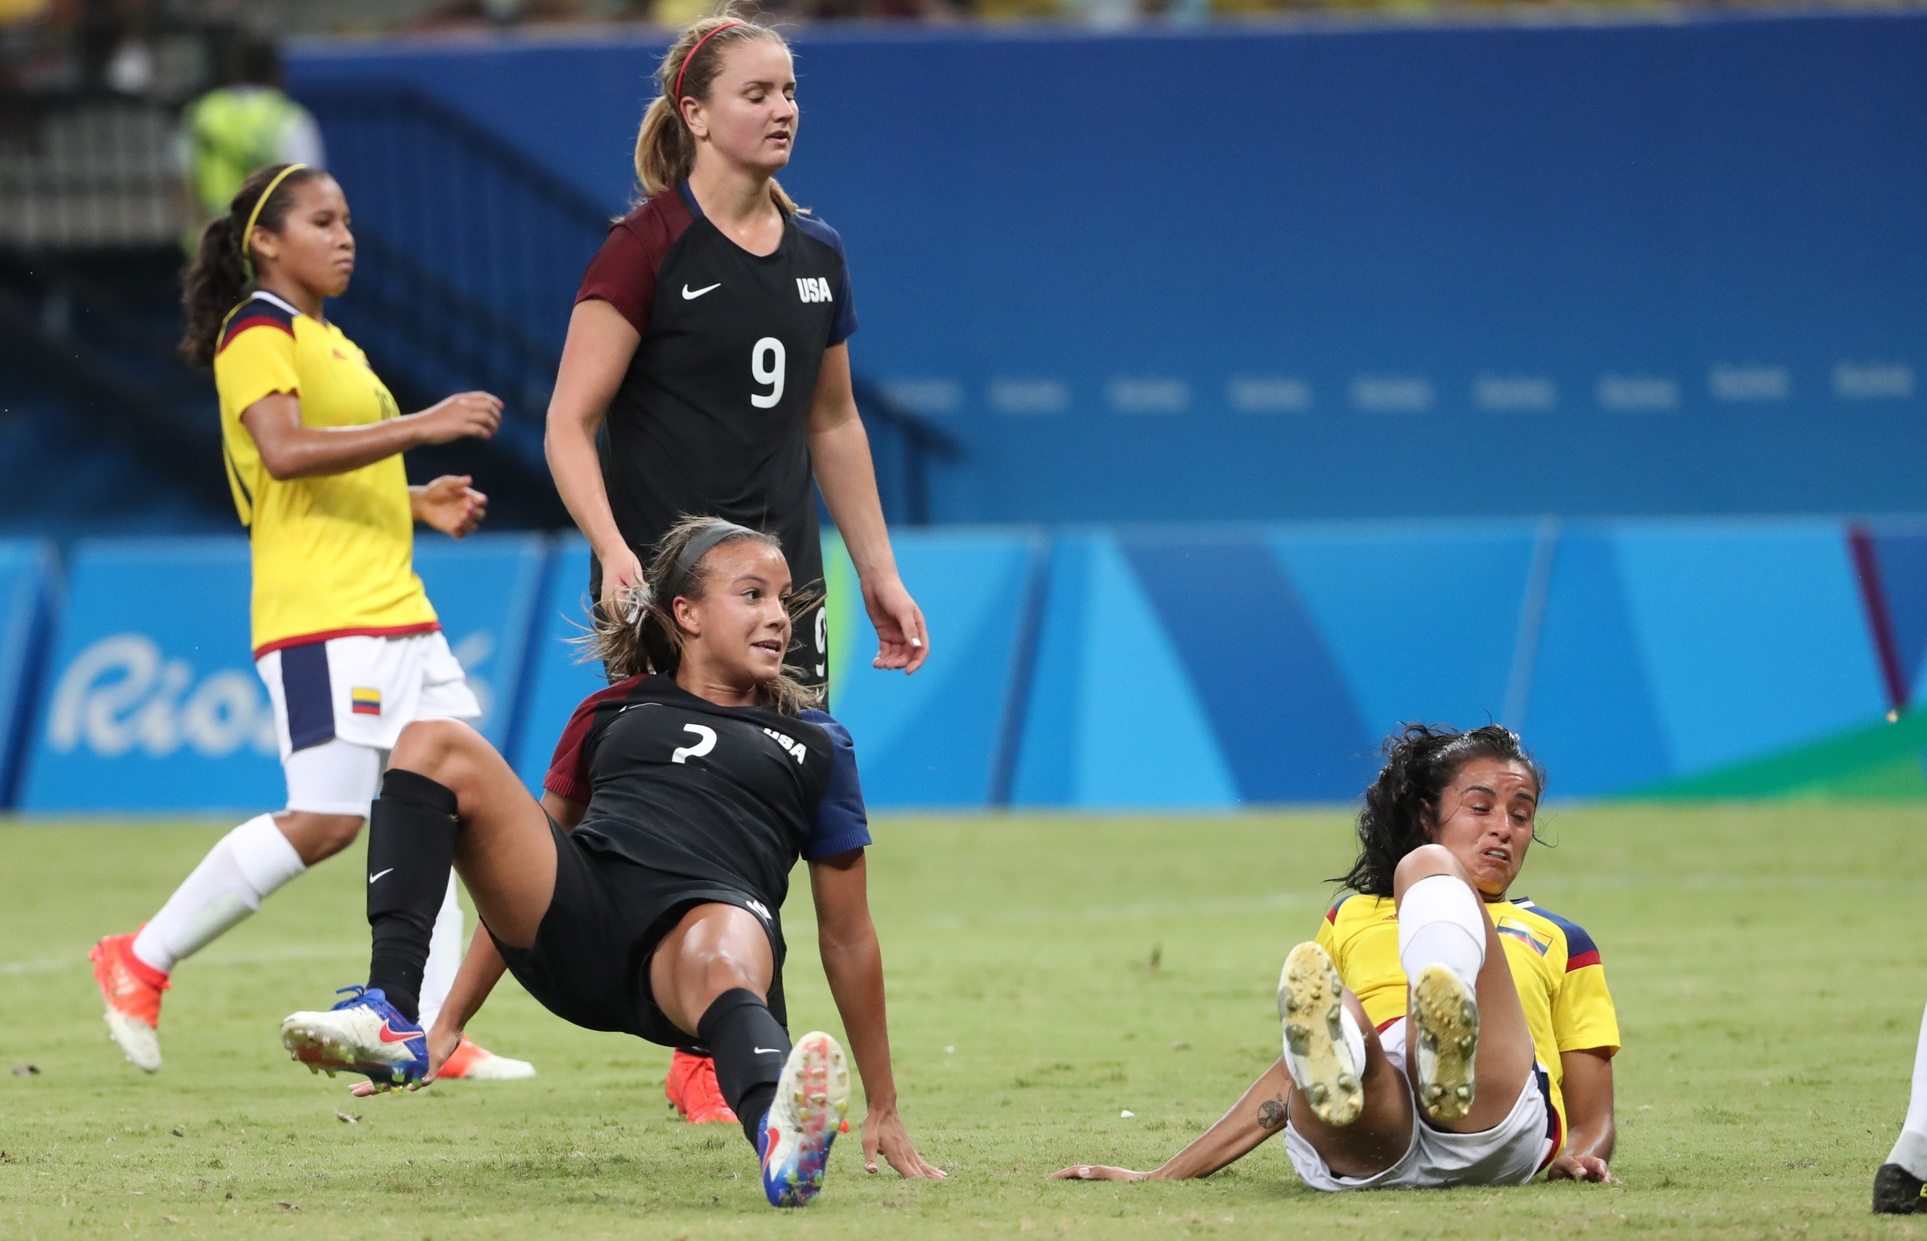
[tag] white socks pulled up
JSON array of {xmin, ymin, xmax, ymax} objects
[
  {"xmin": 417, "ymin": 874, "xmax": 464, "ymax": 1031},
  {"xmin": 1398, "ymin": 873, "xmax": 1487, "ymax": 993},
  {"xmin": 133, "ymin": 815, "xmax": 308, "ymax": 974},
  {"xmin": 1888, "ymin": 1001, "xmax": 1927, "ymax": 1179}
]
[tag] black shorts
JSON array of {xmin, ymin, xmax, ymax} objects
[{"xmin": 492, "ymin": 819, "xmax": 787, "ymax": 1047}]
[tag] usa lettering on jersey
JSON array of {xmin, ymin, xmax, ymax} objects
[
  {"xmin": 796, "ymin": 277, "xmax": 833, "ymax": 304},
  {"xmin": 763, "ymin": 727, "xmax": 808, "ymax": 764}
]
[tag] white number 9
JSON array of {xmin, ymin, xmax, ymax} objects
[
  {"xmin": 751, "ymin": 337, "xmax": 786, "ymax": 409},
  {"xmin": 671, "ymin": 723, "xmax": 717, "ymax": 764},
  {"xmin": 814, "ymin": 605, "xmax": 828, "ymax": 680}
]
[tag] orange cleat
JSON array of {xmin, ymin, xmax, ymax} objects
[
  {"xmin": 89, "ymin": 931, "xmax": 168, "ymax": 1072},
  {"xmin": 665, "ymin": 1048, "xmax": 738, "ymax": 1124},
  {"xmin": 435, "ymin": 1035, "xmax": 535, "ymax": 1081}
]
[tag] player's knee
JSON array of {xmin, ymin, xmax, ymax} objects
[
  {"xmin": 389, "ymin": 718, "xmax": 483, "ymax": 783},
  {"xmin": 278, "ymin": 810, "xmax": 364, "ymax": 862},
  {"xmin": 1393, "ymin": 843, "xmax": 1470, "ymax": 894}
]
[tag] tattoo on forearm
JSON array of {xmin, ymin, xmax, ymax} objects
[{"xmin": 1256, "ymin": 1097, "xmax": 1287, "ymax": 1131}]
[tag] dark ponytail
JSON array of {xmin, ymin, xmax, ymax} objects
[
  {"xmin": 178, "ymin": 162, "xmax": 322, "ymax": 367},
  {"xmin": 1338, "ymin": 723, "xmax": 1546, "ymax": 898}
]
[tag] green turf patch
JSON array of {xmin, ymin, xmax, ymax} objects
[
  {"xmin": 1625, "ymin": 710, "xmax": 1927, "ymax": 801},
  {"xmin": 2, "ymin": 808, "xmax": 1924, "ymax": 1237}
]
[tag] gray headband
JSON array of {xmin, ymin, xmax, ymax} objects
[{"xmin": 668, "ymin": 520, "xmax": 762, "ymax": 598}]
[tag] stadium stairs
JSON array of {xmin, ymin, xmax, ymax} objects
[{"xmin": 0, "ymin": 80, "xmax": 955, "ymax": 537}]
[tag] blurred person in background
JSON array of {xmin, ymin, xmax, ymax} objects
[
  {"xmin": 88, "ymin": 161, "xmax": 531, "ymax": 1085},
  {"xmin": 178, "ymin": 34, "xmax": 323, "ymax": 246},
  {"xmin": 543, "ymin": 11, "xmax": 930, "ymax": 1128}
]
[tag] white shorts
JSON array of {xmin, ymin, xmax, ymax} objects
[
  {"xmin": 256, "ymin": 631, "xmax": 481, "ymax": 816},
  {"xmin": 1284, "ymin": 1017, "xmax": 1558, "ymax": 1192}
]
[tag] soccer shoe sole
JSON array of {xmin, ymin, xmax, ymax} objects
[
  {"xmin": 1410, "ymin": 964, "xmax": 1479, "ymax": 1123},
  {"xmin": 1874, "ymin": 1163, "xmax": 1925, "ymax": 1214},
  {"xmin": 279, "ymin": 1013, "xmax": 412, "ymax": 1085},
  {"xmin": 765, "ymin": 1032, "xmax": 852, "ymax": 1207},
  {"xmin": 101, "ymin": 1010, "xmax": 161, "ymax": 1073},
  {"xmin": 1276, "ymin": 942, "xmax": 1363, "ymax": 1127}
]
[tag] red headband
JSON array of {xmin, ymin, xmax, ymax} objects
[{"xmin": 675, "ymin": 20, "xmax": 747, "ymax": 113}]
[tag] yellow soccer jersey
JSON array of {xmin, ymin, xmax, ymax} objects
[
  {"xmin": 213, "ymin": 291, "xmax": 438, "ymax": 655},
  {"xmin": 1314, "ymin": 892, "xmax": 1620, "ymax": 1153}
]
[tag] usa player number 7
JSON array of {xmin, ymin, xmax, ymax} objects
[
  {"xmin": 672, "ymin": 723, "xmax": 717, "ymax": 764},
  {"xmin": 751, "ymin": 337, "xmax": 786, "ymax": 409}
]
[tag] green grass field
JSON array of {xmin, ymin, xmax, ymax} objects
[{"xmin": 2, "ymin": 805, "xmax": 1924, "ymax": 1239}]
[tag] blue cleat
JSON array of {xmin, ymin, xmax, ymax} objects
[
  {"xmin": 757, "ymin": 1031, "xmax": 851, "ymax": 1207},
  {"xmin": 279, "ymin": 986, "xmax": 429, "ymax": 1090}
]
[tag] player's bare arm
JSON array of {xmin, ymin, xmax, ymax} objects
[
  {"xmin": 1053, "ymin": 1058, "xmax": 1297, "ymax": 1183},
  {"xmin": 1547, "ymin": 1049, "xmax": 1616, "ymax": 1182},
  {"xmin": 240, "ymin": 388, "xmax": 501, "ymax": 480},
  {"xmin": 545, "ymin": 298, "xmax": 645, "ymax": 612},
  {"xmin": 805, "ymin": 343, "xmax": 928, "ymax": 673},
  {"xmin": 808, "ymin": 847, "xmax": 944, "ymax": 1179}
]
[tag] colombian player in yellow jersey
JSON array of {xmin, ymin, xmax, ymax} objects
[
  {"xmin": 1056, "ymin": 724, "xmax": 1619, "ymax": 1193},
  {"xmin": 87, "ymin": 162, "xmax": 529, "ymax": 1084}
]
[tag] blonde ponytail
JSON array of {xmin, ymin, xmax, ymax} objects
[{"xmin": 632, "ymin": 9, "xmax": 800, "ymax": 214}]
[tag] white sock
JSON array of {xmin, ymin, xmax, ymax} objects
[
  {"xmin": 1888, "ymin": 1002, "xmax": 1927, "ymax": 1178},
  {"xmin": 132, "ymin": 815, "xmax": 307, "ymax": 974},
  {"xmin": 1340, "ymin": 1005, "xmax": 1367, "ymax": 1070},
  {"xmin": 1397, "ymin": 874, "xmax": 1486, "ymax": 992},
  {"xmin": 416, "ymin": 875, "xmax": 463, "ymax": 1031}
]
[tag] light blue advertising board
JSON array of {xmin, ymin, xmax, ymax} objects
[{"xmin": 21, "ymin": 535, "xmax": 546, "ymax": 813}]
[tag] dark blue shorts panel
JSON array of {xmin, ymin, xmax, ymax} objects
[{"xmin": 280, "ymin": 642, "xmax": 336, "ymax": 753}]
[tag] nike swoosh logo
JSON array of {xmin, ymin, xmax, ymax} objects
[
  {"xmin": 368, "ymin": 868, "xmax": 394, "ymax": 884},
  {"xmin": 753, "ymin": 1047, "xmax": 784, "ymax": 1055},
  {"xmin": 682, "ymin": 282, "xmax": 720, "ymax": 300},
  {"xmin": 378, "ymin": 1023, "xmax": 420, "ymax": 1044}
]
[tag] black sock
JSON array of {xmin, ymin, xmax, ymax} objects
[
  {"xmin": 365, "ymin": 768, "xmax": 460, "ymax": 1024},
  {"xmin": 696, "ymin": 988, "xmax": 789, "ymax": 1148}
]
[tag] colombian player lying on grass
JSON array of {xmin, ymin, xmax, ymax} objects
[
  {"xmin": 1056, "ymin": 725, "xmax": 1619, "ymax": 1192},
  {"xmin": 279, "ymin": 517, "xmax": 943, "ymax": 1207}
]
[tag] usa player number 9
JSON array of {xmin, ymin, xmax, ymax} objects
[{"xmin": 751, "ymin": 337, "xmax": 786, "ymax": 409}]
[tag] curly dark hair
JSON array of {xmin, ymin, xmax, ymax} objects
[
  {"xmin": 178, "ymin": 162, "xmax": 325, "ymax": 367},
  {"xmin": 1337, "ymin": 723, "xmax": 1546, "ymax": 898}
]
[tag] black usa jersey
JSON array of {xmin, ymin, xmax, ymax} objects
[
  {"xmin": 575, "ymin": 184, "xmax": 857, "ymax": 684},
  {"xmin": 544, "ymin": 674, "xmax": 871, "ymax": 911}
]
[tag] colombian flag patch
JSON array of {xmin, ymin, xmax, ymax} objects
[
  {"xmin": 351, "ymin": 687, "xmax": 382, "ymax": 717},
  {"xmin": 1497, "ymin": 919, "xmax": 1553, "ymax": 956}
]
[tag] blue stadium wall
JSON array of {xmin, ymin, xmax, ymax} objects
[
  {"xmin": 2, "ymin": 522, "xmax": 1922, "ymax": 812},
  {"xmin": 287, "ymin": 12, "xmax": 1927, "ymax": 523}
]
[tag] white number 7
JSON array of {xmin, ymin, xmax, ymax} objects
[{"xmin": 671, "ymin": 723, "xmax": 717, "ymax": 764}]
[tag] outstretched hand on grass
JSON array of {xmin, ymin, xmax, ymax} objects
[
  {"xmin": 863, "ymin": 1103, "xmax": 945, "ymax": 1179},
  {"xmin": 1051, "ymin": 1165, "xmax": 1150, "ymax": 1182},
  {"xmin": 1546, "ymin": 1152, "xmax": 1615, "ymax": 1183}
]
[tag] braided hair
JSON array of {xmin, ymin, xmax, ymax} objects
[{"xmin": 1338, "ymin": 723, "xmax": 1546, "ymax": 897}]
